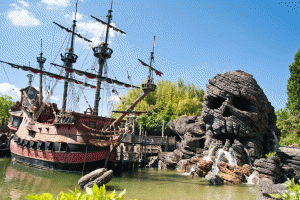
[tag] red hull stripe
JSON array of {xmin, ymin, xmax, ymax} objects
[{"xmin": 10, "ymin": 140, "xmax": 115, "ymax": 163}]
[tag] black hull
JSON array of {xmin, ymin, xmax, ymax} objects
[
  {"xmin": 0, "ymin": 148, "xmax": 11, "ymax": 158},
  {"xmin": 11, "ymin": 153, "xmax": 114, "ymax": 174}
]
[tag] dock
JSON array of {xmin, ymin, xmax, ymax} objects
[{"xmin": 114, "ymin": 133, "xmax": 177, "ymax": 172}]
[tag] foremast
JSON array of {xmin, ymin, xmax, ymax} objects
[
  {"xmin": 60, "ymin": 2, "xmax": 79, "ymax": 113},
  {"xmin": 36, "ymin": 39, "xmax": 46, "ymax": 105}
]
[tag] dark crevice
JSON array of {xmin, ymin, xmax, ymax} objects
[
  {"xmin": 223, "ymin": 107, "xmax": 232, "ymax": 117},
  {"xmin": 232, "ymin": 96, "xmax": 251, "ymax": 111},
  {"xmin": 187, "ymin": 120, "xmax": 196, "ymax": 124},
  {"xmin": 207, "ymin": 97, "xmax": 225, "ymax": 109}
]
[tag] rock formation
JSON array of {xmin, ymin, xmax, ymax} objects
[
  {"xmin": 217, "ymin": 162, "xmax": 252, "ymax": 184},
  {"xmin": 253, "ymin": 156, "xmax": 286, "ymax": 184},
  {"xmin": 256, "ymin": 178, "xmax": 286, "ymax": 200},
  {"xmin": 167, "ymin": 70, "xmax": 280, "ymax": 165},
  {"xmin": 161, "ymin": 70, "xmax": 287, "ymax": 185},
  {"xmin": 277, "ymin": 146, "xmax": 300, "ymax": 182}
]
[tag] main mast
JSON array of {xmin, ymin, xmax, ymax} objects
[
  {"xmin": 92, "ymin": 2, "xmax": 114, "ymax": 116},
  {"xmin": 36, "ymin": 39, "xmax": 46, "ymax": 105},
  {"xmin": 61, "ymin": 2, "xmax": 79, "ymax": 113}
]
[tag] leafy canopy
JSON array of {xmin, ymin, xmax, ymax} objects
[
  {"xmin": 0, "ymin": 95, "xmax": 14, "ymax": 125},
  {"xmin": 275, "ymin": 108, "xmax": 300, "ymax": 147},
  {"xmin": 286, "ymin": 48, "xmax": 300, "ymax": 115},
  {"xmin": 111, "ymin": 78, "xmax": 205, "ymax": 136}
]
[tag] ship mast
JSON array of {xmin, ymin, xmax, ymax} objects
[
  {"xmin": 92, "ymin": 1, "xmax": 114, "ymax": 116},
  {"xmin": 107, "ymin": 36, "xmax": 160, "ymax": 130},
  {"xmin": 36, "ymin": 39, "xmax": 46, "ymax": 105},
  {"xmin": 61, "ymin": 1, "xmax": 79, "ymax": 113}
]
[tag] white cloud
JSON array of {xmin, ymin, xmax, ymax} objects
[
  {"xmin": 76, "ymin": 20, "xmax": 124, "ymax": 47},
  {"xmin": 7, "ymin": 4, "xmax": 41, "ymax": 27},
  {"xmin": 65, "ymin": 12, "xmax": 85, "ymax": 21},
  {"xmin": 0, "ymin": 83, "xmax": 21, "ymax": 100},
  {"xmin": 42, "ymin": 0, "xmax": 70, "ymax": 9},
  {"xmin": 18, "ymin": 0, "xmax": 30, "ymax": 7}
]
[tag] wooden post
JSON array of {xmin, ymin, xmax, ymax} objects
[
  {"xmin": 139, "ymin": 125, "xmax": 142, "ymax": 135},
  {"xmin": 162, "ymin": 120, "xmax": 164, "ymax": 137},
  {"xmin": 120, "ymin": 145, "xmax": 124, "ymax": 173}
]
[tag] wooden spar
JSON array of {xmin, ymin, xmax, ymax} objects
[
  {"xmin": 105, "ymin": 89, "xmax": 151, "ymax": 131},
  {"xmin": 50, "ymin": 63, "xmax": 138, "ymax": 88},
  {"xmin": 37, "ymin": 39, "xmax": 46, "ymax": 105},
  {"xmin": 0, "ymin": 61, "xmax": 96, "ymax": 89}
]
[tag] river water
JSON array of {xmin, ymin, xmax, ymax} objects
[{"xmin": 0, "ymin": 158, "xmax": 258, "ymax": 200}]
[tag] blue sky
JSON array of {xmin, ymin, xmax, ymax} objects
[{"xmin": 0, "ymin": 0, "xmax": 299, "ymax": 116}]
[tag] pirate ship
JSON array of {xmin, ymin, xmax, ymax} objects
[{"xmin": 0, "ymin": 1, "xmax": 162, "ymax": 173}]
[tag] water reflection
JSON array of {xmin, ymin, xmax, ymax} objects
[
  {"xmin": 0, "ymin": 158, "xmax": 259, "ymax": 200},
  {"xmin": 0, "ymin": 158, "xmax": 81, "ymax": 200}
]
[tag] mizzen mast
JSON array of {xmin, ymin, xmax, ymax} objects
[
  {"xmin": 91, "ymin": 0, "xmax": 126, "ymax": 116},
  {"xmin": 36, "ymin": 39, "xmax": 46, "ymax": 105}
]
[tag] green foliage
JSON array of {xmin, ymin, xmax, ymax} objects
[
  {"xmin": 111, "ymin": 78, "xmax": 205, "ymax": 136},
  {"xmin": 265, "ymin": 151, "xmax": 277, "ymax": 159},
  {"xmin": 0, "ymin": 95, "xmax": 14, "ymax": 125},
  {"xmin": 286, "ymin": 48, "xmax": 300, "ymax": 115},
  {"xmin": 270, "ymin": 178, "xmax": 300, "ymax": 200},
  {"xmin": 24, "ymin": 184, "xmax": 126, "ymax": 200},
  {"xmin": 275, "ymin": 108, "xmax": 300, "ymax": 147}
]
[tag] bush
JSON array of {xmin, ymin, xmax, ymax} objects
[
  {"xmin": 270, "ymin": 178, "xmax": 300, "ymax": 200},
  {"xmin": 265, "ymin": 151, "xmax": 277, "ymax": 159},
  {"xmin": 275, "ymin": 108, "xmax": 300, "ymax": 147},
  {"xmin": 24, "ymin": 184, "xmax": 126, "ymax": 200}
]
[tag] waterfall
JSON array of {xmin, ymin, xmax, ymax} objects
[
  {"xmin": 210, "ymin": 148, "xmax": 238, "ymax": 175},
  {"xmin": 180, "ymin": 166, "xmax": 195, "ymax": 176},
  {"xmin": 272, "ymin": 130, "xmax": 279, "ymax": 151},
  {"xmin": 202, "ymin": 145, "xmax": 215, "ymax": 162},
  {"xmin": 245, "ymin": 172, "xmax": 260, "ymax": 185},
  {"xmin": 243, "ymin": 147, "xmax": 252, "ymax": 166},
  {"xmin": 272, "ymin": 131, "xmax": 278, "ymax": 143}
]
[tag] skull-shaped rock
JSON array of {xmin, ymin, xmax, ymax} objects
[{"xmin": 200, "ymin": 70, "xmax": 279, "ymax": 163}]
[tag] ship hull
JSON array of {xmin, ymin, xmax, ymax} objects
[{"xmin": 10, "ymin": 139, "xmax": 116, "ymax": 173}]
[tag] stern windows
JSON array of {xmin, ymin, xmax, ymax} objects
[
  {"xmin": 45, "ymin": 142, "xmax": 54, "ymax": 151},
  {"xmin": 59, "ymin": 143, "xmax": 68, "ymax": 152}
]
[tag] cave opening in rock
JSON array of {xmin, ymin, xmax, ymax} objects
[
  {"xmin": 232, "ymin": 96, "xmax": 251, "ymax": 111},
  {"xmin": 208, "ymin": 97, "xmax": 225, "ymax": 109},
  {"xmin": 223, "ymin": 107, "xmax": 232, "ymax": 117}
]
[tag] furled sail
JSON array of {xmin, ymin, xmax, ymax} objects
[
  {"xmin": 0, "ymin": 60, "xmax": 96, "ymax": 89},
  {"xmin": 138, "ymin": 59, "xmax": 163, "ymax": 77},
  {"xmin": 50, "ymin": 63, "xmax": 139, "ymax": 89},
  {"xmin": 90, "ymin": 15, "xmax": 126, "ymax": 35},
  {"xmin": 53, "ymin": 22, "xmax": 92, "ymax": 43}
]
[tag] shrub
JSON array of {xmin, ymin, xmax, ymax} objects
[
  {"xmin": 24, "ymin": 184, "xmax": 126, "ymax": 200},
  {"xmin": 265, "ymin": 151, "xmax": 277, "ymax": 159},
  {"xmin": 270, "ymin": 178, "xmax": 300, "ymax": 200}
]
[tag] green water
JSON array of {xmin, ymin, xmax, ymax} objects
[{"xmin": 0, "ymin": 158, "xmax": 258, "ymax": 200}]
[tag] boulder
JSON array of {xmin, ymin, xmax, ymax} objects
[
  {"xmin": 217, "ymin": 162, "xmax": 252, "ymax": 184},
  {"xmin": 256, "ymin": 178, "xmax": 286, "ymax": 200},
  {"xmin": 205, "ymin": 171, "xmax": 224, "ymax": 185},
  {"xmin": 277, "ymin": 146, "xmax": 300, "ymax": 181}
]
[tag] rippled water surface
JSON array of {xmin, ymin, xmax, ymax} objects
[{"xmin": 0, "ymin": 158, "xmax": 258, "ymax": 200}]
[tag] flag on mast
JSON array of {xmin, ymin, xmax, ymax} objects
[{"xmin": 153, "ymin": 36, "xmax": 156, "ymax": 47}]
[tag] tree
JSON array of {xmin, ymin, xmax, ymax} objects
[
  {"xmin": 0, "ymin": 95, "xmax": 14, "ymax": 125},
  {"xmin": 111, "ymin": 78, "xmax": 205, "ymax": 136},
  {"xmin": 286, "ymin": 48, "xmax": 300, "ymax": 115}
]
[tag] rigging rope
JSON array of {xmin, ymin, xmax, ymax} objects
[{"xmin": 116, "ymin": 35, "xmax": 133, "ymax": 86}]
